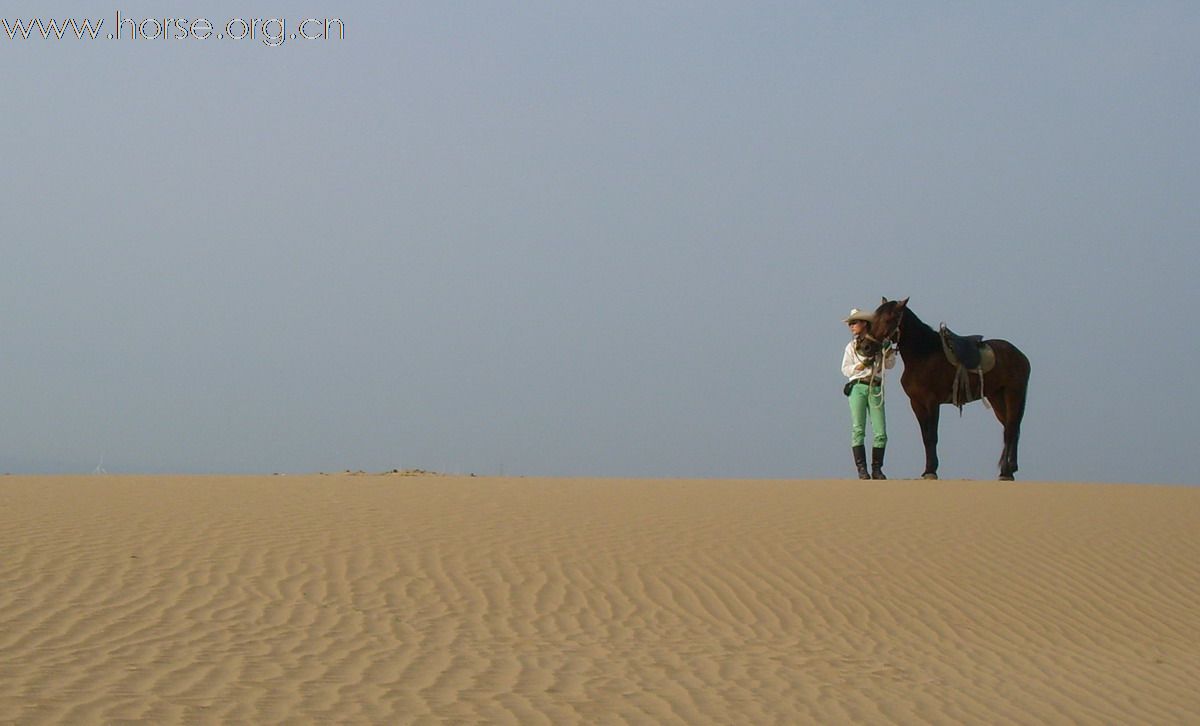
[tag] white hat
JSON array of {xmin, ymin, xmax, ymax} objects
[{"xmin": 843, "ymin": 308, "xmax": 874, "ymax": 324}]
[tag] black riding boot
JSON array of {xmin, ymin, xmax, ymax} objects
[
  {"xmin": 852, "ymin": 445, "xmax": 870, "ymax": 479},
  {"xmin": 871, "ymin": 447, "xmax": 887, "ymax": 480}
]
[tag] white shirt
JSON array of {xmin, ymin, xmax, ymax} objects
[{"xmin": 842, "ymin": 339, "xmax": 896, "ymax": 382}]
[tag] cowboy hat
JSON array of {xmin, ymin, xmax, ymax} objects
[{"xmin": 843, "ymin": 308, "xmax": 874, "ymax": 324}]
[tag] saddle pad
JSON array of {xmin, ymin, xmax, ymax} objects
[{"xmin": 940, "ymin": 325, "xmax": 995, "ymax": 373}]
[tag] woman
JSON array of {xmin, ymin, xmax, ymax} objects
[{"xmin": 842, "ymin": 308, "xmax": 895, "ymax": 479}]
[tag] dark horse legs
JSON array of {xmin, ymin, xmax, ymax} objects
[
  {"xmin": 917, "ymin": 394, "xmax": 1024, "ymax": 481},
  {"xmin": 913, "ymin": 400, "xmax": 940, "ymax": 479},
  {"xmin": 992, "ymin": 388, "xmax": 1025, "ymax": 480}
]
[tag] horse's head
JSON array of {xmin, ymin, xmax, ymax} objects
[
  {"xmin": 858, "ymin": 296, "xmax": 908, "ymax": 357},
  {"xmin": 871, "ymin": 296, "xmax": 908, "ymax": 341}
]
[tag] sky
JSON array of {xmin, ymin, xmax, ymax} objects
[{"xmin": 2, "ymin": 2, "xmax": 1197, "ymax": 483}]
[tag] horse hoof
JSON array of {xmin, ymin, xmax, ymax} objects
[
  {"xmin": 998, "ymin": 474, "xmax": 1015, "ymax": 481},
  {"xmin": 922, "ymin": 473, "xmax": 938, "ymax": 480}
]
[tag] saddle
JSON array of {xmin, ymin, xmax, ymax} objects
[
  {"xmin": 939, "ymin": 325, "xmax": 994, "ymax": 372},
  {"xmin": 939, "ymin": 324, "xmax": 995, "ymax": 413}
]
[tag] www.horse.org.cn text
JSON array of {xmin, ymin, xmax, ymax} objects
[{"xmin": 1, "ymin": 14, "xmax": 344, "ymax": 46}]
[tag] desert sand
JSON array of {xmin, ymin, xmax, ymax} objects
[{"xmin": 1, "ymin": 475, "xmax": 1198, "ymax": 724}]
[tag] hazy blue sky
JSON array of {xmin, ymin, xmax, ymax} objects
[{"xmin": 3, "ymin": 3, "xmax": 1197, "ymax": 482}]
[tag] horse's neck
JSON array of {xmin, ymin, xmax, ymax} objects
[{"xmin": 900, "ymin": 308, "xmax": 941, "ymax": 358}]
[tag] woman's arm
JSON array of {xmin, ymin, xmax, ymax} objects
[{"xmin": 842, "ymin": 342, "xmax": 864, "ymax": 378}]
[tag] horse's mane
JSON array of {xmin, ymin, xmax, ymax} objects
[{"xmin": 898, "ymin": 304, "xmax": 941, "ymax": 358}]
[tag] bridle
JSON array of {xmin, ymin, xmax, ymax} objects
[{"xmin": 883, "ymin": 315, "xmax": 902, "ymax": 349}]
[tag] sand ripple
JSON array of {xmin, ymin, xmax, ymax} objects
[{"xmin": 2, "ymin": 476, "xmax": 1198, "ymax": 723}]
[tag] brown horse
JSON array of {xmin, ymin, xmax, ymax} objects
[{"xmin": 863, "ymin": 298, "xmax": 1031, "ymax": 480}]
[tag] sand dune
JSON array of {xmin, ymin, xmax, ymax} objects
[{"xmin": 1, "ymin": 475, "xmax": 1198, "ymax": 724}]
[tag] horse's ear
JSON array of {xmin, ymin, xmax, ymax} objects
[
  {"xmin": 881, "ymin": 297, "xmax": 888, "ymax": 304},
  {"xmin": 898, "ymin": 297, "xmax": 909, "ymax": 308}
]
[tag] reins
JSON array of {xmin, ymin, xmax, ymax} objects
[
  {"xmin": 873, "ymin": 315, "xmax": 904, "ymax": 402},
  {"xmin": 861, "ymin": 323, "xmax": 901, "ymax": 403}
]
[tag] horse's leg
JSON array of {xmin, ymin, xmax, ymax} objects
[
  {"xmin": 911, "ymin": 398, "xmax": 940, "ymax": 479},
  {"xmin": 999, "ymin": 385, "xmax": 1027, "ymax": 480},
  {"xmin": 988, "ymin": 391, "xmax": 1011, "ymax": 479}
]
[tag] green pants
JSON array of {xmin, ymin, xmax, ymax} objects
[{"xmin": 849, "ymin": 381, "xmax": 887, "ymax": 448}]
